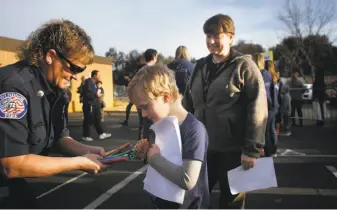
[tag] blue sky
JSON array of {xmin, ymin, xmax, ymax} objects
[{"xmin": 0, "ymin": 0, "xmax": 336, "ymax": 59}]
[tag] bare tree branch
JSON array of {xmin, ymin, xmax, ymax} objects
[{"xmin": 278, "ymin": 0, "xmax": 335, "ymax": 81}]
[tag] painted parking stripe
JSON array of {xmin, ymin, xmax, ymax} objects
[
  {"xmin": 83, "ymin": 165, "xmax": 147, "ymax": 209},
  {"xmin": 212, "ymin": 187, "xmax": 337, "ymax": 196},
  {"xmin": 325, "ymin": 166, "xmax": 337, "ymax": 178},
  {"xmin": 36, "ymin": 172, "xmax": 87, "ymax": 199}
]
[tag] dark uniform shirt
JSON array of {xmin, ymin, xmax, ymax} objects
[
  {"xmin": 82, "ymin": 78, "xmax": 100, "ymax": 106},
  {"xmin": 0, "ymin": 61, "xmax": 69, "ymax": 208}
]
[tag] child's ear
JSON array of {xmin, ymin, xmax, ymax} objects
[{"xmin": 162, "ymin": 93, "xmax": 170, "ymax": 103}]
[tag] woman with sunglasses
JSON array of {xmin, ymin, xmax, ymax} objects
[{"xmin": 0, "ymin": 20, "xmax": 108, "ymax": 209}]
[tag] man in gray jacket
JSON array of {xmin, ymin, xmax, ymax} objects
[{"xmin": 183, "ymin": 14, "xmax": 268, "ymax": 209}]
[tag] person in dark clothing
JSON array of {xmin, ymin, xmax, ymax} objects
[
  {"xmin": 167, "ymin": 46, "xmax": 195, "ymax": 95},
  {"xmin": 312, "ymin": 73, "xmax": 327, "ymax": 126},
  {"xmin": 77, "ymin": 75, "xmax": 87, "ymax": 103},
  {"xmin": 82, "ymin": 70, "xmax": 111, "ymax": 141},
  {"xmin": 287, "ymin": 71, "xmax": 305, "ymax": 126},
  {"xmin": 122, "ymin": 64, "xmax": 145, "ymax": 126},
  {"xmin": 136, "ymin": 49, "xmax": 158, "ymax": 140},
  {"xmin": 184, "ymin": 14, "xmax": 267, "ymax": 209},
  {"xmin": 279, "ymin": 84, "xmax": 292, "ymax": 135},
  {"xmin": 0, "ymin": 19, "xmax": 107, "ymax": 209}
]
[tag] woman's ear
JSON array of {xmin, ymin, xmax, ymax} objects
[{"xmin": 45, "ymin": 49, "xmax": 57, "ymax": 65}]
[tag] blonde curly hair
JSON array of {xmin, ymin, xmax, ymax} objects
[
  {"xmin": 17, "ymin": 19, "xmax": 95, "ymax": 67},
  {"xmin": 127, "ymin": 64, "xmax": 180, "ymax": 104}
]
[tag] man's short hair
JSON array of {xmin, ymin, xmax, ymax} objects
[
  {"xmin": 144, "ymin": 49, "xmax": 158, "ymax": 62},
  {"xmin": 97, "ymin": 81, "xmax": 102, "ymax": 85},
  {"xmin": 127, "ymin": 64, "xmax": 180, "ymax": 104},
  {"xmin": 203, "ymin": 14, "xmax": 235, "ymax": 35},
  {"xmin": 91, "ymin": 70, "xmax": 99, "ymax": 78}
]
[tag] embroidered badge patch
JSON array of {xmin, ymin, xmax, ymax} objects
[{"xmin": 0, "ymin": 92, "xmax": 28, "ymax": 119}]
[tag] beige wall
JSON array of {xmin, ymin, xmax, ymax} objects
[
  {"xmin": 0, "ymin": 50, "xmax": 19, "ymax": 67},
  {"xmin": 70, "ymin": 63, "xmax": 114, "ymax": 112}
]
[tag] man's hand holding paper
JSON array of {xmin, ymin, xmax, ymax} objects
[{"xmin": 241, "ymin": 154, "xmax": 257, "ymax": 170}]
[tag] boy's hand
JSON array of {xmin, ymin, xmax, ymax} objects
[
  {"xmin": 134, "ymin": 139, "xmax": 149, "ymax": 159},
  {"xmin": 147, "ymin": 144, "xmax": 160, "ymax": 159},
  {"xmin": 241, "ymin": 154, "xmax": 256, "ymax": 170}
]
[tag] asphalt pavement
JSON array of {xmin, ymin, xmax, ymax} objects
[{"xmin": 26, "ymin": 112, "xmax": 337, "ymax": 209}]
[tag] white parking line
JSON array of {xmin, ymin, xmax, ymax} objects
[
  {"xmin": 279, "ymin": 154, "xmax": 337, "ymax": 158},
  {"xmin": 36, "ymin": 172, "xmax": 87, "ymax": 199},
  {"xmin": 83, "ymin": 165, "xmax": 147, "ymax": 209},
  {"xmin": 36, "ymin": 167, "xmax": 146, "ymax": 200},
  {"xmin": 325, "ymin": 166, "xmax": 337, "ymax": 178},
  {"xmin": 212, "ymin": 187, "xmax": 337, "ymax": 196},
  {"xmin": 280, "ymin": 149, "xmax": 306, "ymax": 156}
]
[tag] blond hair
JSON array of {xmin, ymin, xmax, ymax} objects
[
  {"xmin": 17, "ymin": 19, "xmax": 95, "ymax": 67},
  {"xmin": 127, "ymin": 64, "xmax": 180, "ymax": 104},
  {"xmin": 266, "ymin": 60, "xmax": 279, "ymax": 83},
  {"xmin": 254, "ymin": 53, "xmax": 265, "ymax": 70},
  {"xmin": 175, "ymin": 46, "xmax": 190, "ymax": 61}
]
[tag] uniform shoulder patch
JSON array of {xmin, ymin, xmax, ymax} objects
[{"xmin": 0, "ymin": 92, "xmax": 28, "ymax": 119}]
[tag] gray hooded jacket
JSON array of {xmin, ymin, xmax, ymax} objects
[{"xmin": 183, "ymin": 49, "xmax": 268, "ymax": 157}]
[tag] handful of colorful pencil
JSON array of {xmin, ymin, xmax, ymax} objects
[{"xmin": 99, "ymin": 142, "xmax": 135, "ymax": 164}]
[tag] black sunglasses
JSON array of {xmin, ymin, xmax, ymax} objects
[{"xmin": 55, "ymin": 51, "xmax": 86, "ymax": 74}]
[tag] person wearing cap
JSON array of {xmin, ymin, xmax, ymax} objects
[
  {"xmin": 183, "ymin": 14, "xmax": 268, "ymax": 209},
  {"xmin": 0, "ymin": 20, "xmax": 108, "ymax": 208}
]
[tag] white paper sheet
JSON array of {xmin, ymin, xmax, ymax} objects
[
  {"xmin": 143, "ymin": 116, "xmax": 185, "ymax": 204},
  {"xmin": 227, "ymin": 157, "xmax": 278, "ymax": 195}
]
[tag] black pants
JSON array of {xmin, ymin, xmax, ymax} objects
[
  {"xmin": 207, "ymin": 151, "xmax": 245, "ymax": 209},
  {"xmin": 82, "ymin": 104, "xmax": 104, "ymax": 137},
  {"xmin": 138, "ymin": 110, "xmax": 152, "ymax": 140},
  {"xmin": 264, "ymin": 111, "xmax": 278, "ymax": 156},
  {"xmin": 291, "ymin": 100, "xmax": 303, "ymax": 125},
  {"xmin": 125, "ymin": 102, "xmax": 134, "ymax": 121},
  {"xmin": 317, "ymin": 98, "xmax": 325, "ymax": 120}
]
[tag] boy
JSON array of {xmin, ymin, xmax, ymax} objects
[{"xmin": 128, "ymin": 64, "xmax": 209, "ymax": 209}]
